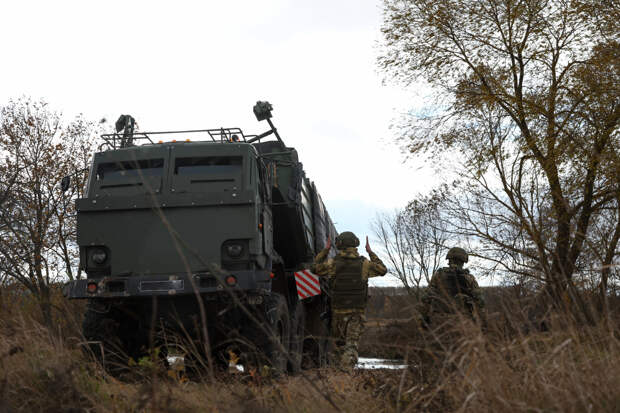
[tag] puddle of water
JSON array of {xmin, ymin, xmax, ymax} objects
[
  {"xmin": 167, "ymin": 355, "xmax": 183, "ymax": 366},
  {"xmin": 356, "ymin": 357, "xmax": 408, "ymax": 369}
]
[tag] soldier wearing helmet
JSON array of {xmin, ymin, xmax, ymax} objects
[
  {"xmin": 311, "ymin": 231, "xmax": 387, "ymax": 369},
  {"xmin": 420, "ymin": 247, "xmax": 484, "ymax": 325}
]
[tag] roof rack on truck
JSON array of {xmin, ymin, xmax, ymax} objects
[{"xmin": 100, "ymin": 101, "xmax": 284, "ymax": 150}]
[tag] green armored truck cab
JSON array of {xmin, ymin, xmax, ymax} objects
[{"xmin": 64, "ymin": 102, "xmax": 336, "ymax": 372}]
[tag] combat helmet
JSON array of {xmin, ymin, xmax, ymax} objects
[
  {"xmin": 335, "ymin": 231, "xmax": 360, "ymax": 249},
  {"xmin": 446, "ymin": 247, "xmax": 468, "ymax": 263}
]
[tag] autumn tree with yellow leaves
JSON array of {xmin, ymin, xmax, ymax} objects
[
  {"xmin": 379, "ymin": 0, "xmax": 619, "ymax": 320},
  {"xmin": 0, "ymin": 98, "xmax": 97, "ymax": 326}
]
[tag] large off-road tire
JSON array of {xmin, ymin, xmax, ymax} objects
[
  {"xmin": 82, "ymin": 303, "xmax": 120, "ymax": 369},
  {"xmin": 82, "ymin": 302, "xmax": 141, "ymax": 373},
  {"xmin": 263, "ymin": 293, "xmax": 291, "ymax": 374},
  {"xmin": 302, "ymin": 299, "xmax": 330, "ymax": 368},
  {"xmin": 288, "ymin": 302, "xmax": 306, "ymax": 374},
  {"xmin": 233, "ymin": 293, "xmax": 292, "ymax": 374}
]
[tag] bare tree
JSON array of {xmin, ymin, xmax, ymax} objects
[
  {"xmin": 372, "ymin": 194, "xmax": 447, "ymax": 298},
  {"xmin": 0, "ymin": 97, "xmax": 97, "ymax": 326},
  {"xmin": 379, "ymin": 0, "xmax": 619, "ymax": 319},
  {"xmin": 575, "ymin": 192, "xmax": 620, "ymax": 317}
]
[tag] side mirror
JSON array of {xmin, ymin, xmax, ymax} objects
[{"xmin": 61, "ymin": 176, "xmax": 71, "ymax": 192}]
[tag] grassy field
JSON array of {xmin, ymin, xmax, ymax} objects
[{"xmin": 1, "ymin": 287, "xmax": 620, "ymax": 412}]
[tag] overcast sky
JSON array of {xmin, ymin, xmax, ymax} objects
[{"xmin": 0, "ymin": 0, "xmax": 437, "ymax": 286}]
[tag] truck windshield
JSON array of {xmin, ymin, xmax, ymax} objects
[
  {"xmin": 96, "ymin": 159, "xmax": 164, "ymax": 181},
  {"xmin": 174, "ymin": 157, "xmax": 242, "ymax": 176}
]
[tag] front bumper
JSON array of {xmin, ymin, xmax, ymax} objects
[{"xmin": 63, "ymin": 270, "xmax": 272, "ymax": 299}]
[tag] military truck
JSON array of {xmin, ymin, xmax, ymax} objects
[{"xmin": 63, "ymin": 102, "xmax": 337, "ymax": 372}]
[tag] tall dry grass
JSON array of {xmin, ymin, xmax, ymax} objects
[
  {"xmin": 1, "ymin": 286, "xmax": 620, "ymax": 412},
  {"xmin": 400, "ymin": 315, "xmax": 620, "ymax": 412}
]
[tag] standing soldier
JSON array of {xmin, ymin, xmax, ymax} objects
[
  {"xmin": 420, "ymin": 247, "xmax": 485, "ymax": 326},
  {"xmin": 311, "ymin": 231, "xmax": 387, "ymax": 369}
]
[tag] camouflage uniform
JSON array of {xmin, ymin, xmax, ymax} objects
[
  {"xmin": 312, "ymin": 241, "xmax": 387, "ymax": 369},
  {"xmin": 420, "ymin": 266, "xmax": 485, "ymax": 326}
]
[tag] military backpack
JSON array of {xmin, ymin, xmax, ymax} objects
[
  {"xmin": 431, "ymin": 267, "xmax": 476, "ymax": 313},
  {"xmin": 438, "ymin": 268, "xmax": 472, "ymax": 297},
  {"xmin": 330, "ymin": 256, "xmax": 367, "ymax": 311}
]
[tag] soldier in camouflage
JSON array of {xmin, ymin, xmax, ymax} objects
[
  {"xmin": 311, "ymin": 231, "xmax": 387, "ymax": 369},
  {"xmin": 420, "ymin": 247, "xmax": 485, "ymax": 326}
]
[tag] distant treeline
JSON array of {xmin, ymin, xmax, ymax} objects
[{"xmin": 366, "ymin": 286, "xmax": 620, "ymax": 321}]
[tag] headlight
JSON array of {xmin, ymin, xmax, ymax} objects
[
  {"xmin": 226, "ymin": 244, "xmax": 243, "ymax": 258},
  {"xmin": 91, "ymin": 248, "xmax": 107, "ymax": 265}
]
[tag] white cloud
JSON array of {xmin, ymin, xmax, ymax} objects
[{"xmin": 0, "ymin": 0, "xmax": 439, "ymax": 264}]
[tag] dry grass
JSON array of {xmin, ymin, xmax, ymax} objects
[
  {"xmin": 0, "ymin": 316, "xmax": 396, "ymax": 413},
  {"xmin": 1, "ymin": 287, "xmax": 620, "ymax": 412},
  {"xmin": 405, "ymin": 316, "xmax": 620, "ymax": 412}
]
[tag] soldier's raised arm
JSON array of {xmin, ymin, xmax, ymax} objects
[
  {"xmin": 311, "ymin": 236, "xmax": 331, "ymax": 276},
  {"xmin": 364, "ymin": 236, "xmax": 387, "ymax": 278}
]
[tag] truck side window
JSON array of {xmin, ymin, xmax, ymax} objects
[
  {"xmin": 174, "ymin": 157, "xmax": 242, "ymax": 176},
  {"xmin": 96, "ymin": 159, "xmax": 164, "ymax": 181}
]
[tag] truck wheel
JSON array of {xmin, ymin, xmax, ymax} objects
[
  {"xmin": 82, "ymin": 303, "xmax": 121, "ymax": 369},
  {"xmin": 288, "ymin": 302, "xmax": 305, "ymax": 373},
  {"xmin": 301, "ymin": 298, "xmax": 330, "ymax": 368},
  {"xmin": 264, "ymin": 293, "xmax": 291, "ymax": 373},
  {"xmin": 82, "ymin": 302, "xmax": 139, "ymax": 373}
]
